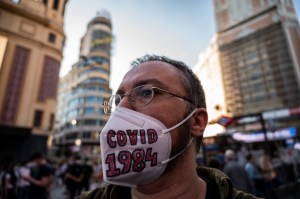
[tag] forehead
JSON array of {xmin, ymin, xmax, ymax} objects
[{"xmin": 120, "ymin": 61, "xmax": 184, "ymax": 91}]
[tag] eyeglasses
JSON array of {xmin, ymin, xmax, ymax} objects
[{"xmin": 103, "ymin": 85, "xmax": 193, "ymax": 114}]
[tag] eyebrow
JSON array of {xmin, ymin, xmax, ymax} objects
[
  {"xmin": 116, "ymin": 79, "xmax": 167, "ymax": 95},
  {"xmin": 133, "ymin": 79, "xmax": 165, "ymax": 88}
]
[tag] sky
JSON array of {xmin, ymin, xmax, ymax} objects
[{"xmin": 61, "ymin": 0, "xmax": 300, "ymax": 92}]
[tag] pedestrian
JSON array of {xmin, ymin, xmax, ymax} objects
[
  {"xmin": 22, "ymin": 152, "xmax": 51, "ymax": 199},
  {"xmin": 245, "ymin": 153, "xmax": 265, "ymax": 197},
  {"xmin": 91, "ymin": 160, "xmax": 105, "ymax": 189},
  {"xmin": 44, "ymin": 159, "xmax": 56, "ymax": 193},
  {"xmin": 1, "ymin": 160, "xmax": 17, "ymax": 199},
  {"xmin": 207, "ymin": 157, "xmax": 222, "ymax": 170},
  {"xmin": 16, "ymin": 159, "xmax": 30, "ymax": 199},
  {"xmin": 65, "ymin": 155, "xmax": 83, "ymax": 199},
  {"xmin": 281, "ymin": 148, "xmax": 299, "ymax": 182},
  {"xmin": 223, "ymin": 149, "xmax": 254, "ymax": 194},
  {"xmin": 56, "ymin": 159, "xmax": 68, "ymax": 186},
  {"xmin": 80, "ymin": 158, "xmax": 93, "ymax": 192},
  {"xmin": 76, "ymin": 54, "xmax": 261, "ymax": 199},
  {"xmin": 258, "ymin": 152, "xmax": 280, "ymax": 199}
]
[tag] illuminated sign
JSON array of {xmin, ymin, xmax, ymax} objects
[
  {"xmin": 232, "ymin": 127, "xmax": 296, "ymax": 143},
  {"xmin": 216, "ymin": 115, "xmax": 234, "ymax": 127},
  {"xmin": 92, "ymin": 37, "xmax": 112, "ymax": 47}
]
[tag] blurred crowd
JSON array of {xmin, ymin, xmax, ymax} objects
[
  {"xmin": 0, "ymin": 152, "xmax": 105, "ymax": 199},
  {"xmin": 205, "ymin": 147, "xmax": 300, "ymax": 199},
  {"xmin": 1, "ymin": 147, "xmax": 300, "ymax": 199}
]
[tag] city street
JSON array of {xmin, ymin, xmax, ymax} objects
[
  {"xmin": 0, "ymin": 0, "xmax": 300, "ymax": 199},
  {"xmin": 49, "ymin": 185, "xmax": 68, "ymax": 199}
]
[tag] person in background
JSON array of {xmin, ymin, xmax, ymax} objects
[
  {"xmin": 80, "ymin": 158, "xmax": 93, "ymax": 192},
  {"xmin": 16, "ymin": 159, "xmax": 30, "ymax": 199},
  {"xmin": 223, "ymin": 149, "xmax": 254, "ymax": 194},
  {"xmin": 45, "ymin": 158, "xmax": 56, "ymax": 194},
  {"xmin": 77, "ymin": 54, "xmax": 261, "ymax": 199},
  {"xmin": 91, "ymin": 160, "xmax": 105, "ymax": 189},
  {"xmin": 258, "ymin": 152, "xmax": 280, "ymax": 199},
  {"xmin": 23, "ymin": 152, "xmax": 51, "ymax": 199},
  {"xmin": 56, "ymin": 159, "xmax": 68, "ymax": 187},
  {"xmin": 281, "ymin": 148, "xmax": 299, "ymax": 182},
  {"xmin": 65, "ymin": 155, "xmax": 83, "ymax": 199},
  {"xmin": 1, "ymin": 160, "xmax": 17, "ymax": 199},
  {"xmin": 245, "ymin": 153, "xmax": 265, "ymax": 197},
  {"xmin": 207, "ymin": 157, "xmax": 222, "ymax": 170}
]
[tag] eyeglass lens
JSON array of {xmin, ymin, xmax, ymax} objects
[
  {"xmin": 104, "ymin": 95, "xmax": 120, "ymax": 114},
  {"xmin": 104, "ymin": 85, "xmax": 155, "ymax": 114},
  {"xmin": 131, "ymin": 85, "xmax": 154, "ymax": 106}
]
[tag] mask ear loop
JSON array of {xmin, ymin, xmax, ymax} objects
[
  {"xmin": 160, "ymin": 137, "xmax": 194, "ymax": 165},
  {"xmin": 161, "ymin": 109, "xmax": 197, "ymax": 134}
]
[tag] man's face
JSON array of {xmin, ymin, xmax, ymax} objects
[{"xmin": 116, "ymin": 61, "xmax": 191, "ymax": 153}]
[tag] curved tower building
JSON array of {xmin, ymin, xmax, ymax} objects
[{"xmin": 54, "ymin": 11, "xmax": 112, "ymax": 159}]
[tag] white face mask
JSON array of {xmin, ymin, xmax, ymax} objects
[{"xmin": 100, "ymin": 107, "xmax": 196, "ymax": 187}]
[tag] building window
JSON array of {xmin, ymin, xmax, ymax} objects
[
  {"xmin": 48, "ymin": 33, "xmax": 56, "ymax": 43},
  {"xmin": 0, "ymin": 46, "xmax": 30, "ymax": 124},
  {"xmin": 53, "ymin": 0, "xmax": 59, "ymax": 10},
  {"xmin": 33, "ymin": 110, "xmax": 43, "ymax": 127},
  {"xmin": 38, "ymin": 56, "xmax": 60, "ymax": 101}
]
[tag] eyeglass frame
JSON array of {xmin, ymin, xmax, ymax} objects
[{"xmin": 103, "ymin": 84, "xmax": 194, "ymax": 114}]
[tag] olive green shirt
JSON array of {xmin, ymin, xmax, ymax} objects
[{"xmin": 76, "ymin": 167, "xmax": 263, "ymax": 199}]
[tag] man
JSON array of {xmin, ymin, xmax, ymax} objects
[
  {"xmin": 281, "ymin": 148, "xmax": 299, "ymax": 182},
  {"xmin": 23, "ymin": 152, "xmax": 51, "ymax": 199},
  {"xmin": 1, "ymin": 159, "xmax": 17, "ymax": 199},
  {"xmin": 223, "ymin": 149, "xmax": 254, "ymax": 194},
  {"xmin": 80, "ymin": 158, "xmax": 94, "ymax": 192},
  {"xmin": 77, "ymin": 55, "xmax": 260, "ymax": 199},
  {"xmin": 16, "ymin": 159, "xmax": 31, "ymax": 199},
  {"xmin": 65, "ymin": 155, "xmax": 84, "ymax": 199},
  {"xmin": 245, "ymin": 153, "xmax": 265, "ymax": 197}
]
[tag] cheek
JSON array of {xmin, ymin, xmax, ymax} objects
[
  {"xmin": 169, "ymin": 121, "xmax": 191, "ymax": 156},
  {"xmin": 155, "ymin": 101, "xmax": 187, "ymax": 125}
]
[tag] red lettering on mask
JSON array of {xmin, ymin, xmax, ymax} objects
[
  {"xmin": 126, "ymin": 130, "xmax": 138, "ymax": 145},
  {"xmin": 132, "ymin": 149, "xmax": 146, "ymax": 172},
  {"xmin": 105, "ymin": 147, "xmax": 158, "ymax": 177},
  {"xmin": 140, "ymin": 129, "xmax": 146, "ymax": 144},
  {"xmin": 105, "ymin": 153, "xmax": 120, "ymax": 177},
  {"xmin": 107, "ymin": 130, "xmax": 116, "ymax": 148},
  {"xmin": 106, "ymin": 129, "xmax": 158, "ymax": 148},
  {"xmin": 117, "ymin": 130, "xmax": 127, "ymax": 146},
  {"xmin": 147, "ymin": 129, "xmax": 158, "ymax": 144},
  {"xmin": 145, "ymin": 148, "xmax": 158, "ymax": 166},
  {"xmin": 118, "ymin": 151, "xmax": 131, "ymax": 174}
]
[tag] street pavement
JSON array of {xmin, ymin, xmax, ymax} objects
[{"xmin": 49, "ymin": 185, "xmax": 68, "ymax": 199}]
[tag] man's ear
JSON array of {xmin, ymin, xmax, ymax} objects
[{"xmin": 191, "ymin": 108, "xmax": 208, "ymax": 137}]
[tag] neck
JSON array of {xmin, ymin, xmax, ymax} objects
[{"xmin": 131, "ymin": 147, "xmax": 206, "ymax": 199}]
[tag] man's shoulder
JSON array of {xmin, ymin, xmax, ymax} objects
[
  {"xmin": 76, "ymin": 187, "xmax": 106, "ymax": 199},
  {"xmin": 197, "ymin": 167, "xmax": 233, "ymax": 198},
  {"xmin": 197, "ymin": 167, "xmax": 263, "ymax": 199},
  {"xmin": 76, "ymin": 185, "xmax": 131, "ymax": 199}
]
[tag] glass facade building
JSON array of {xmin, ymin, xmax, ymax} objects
[
  {"xmin": 213, "ymin": 0, "xmax": 300, "ymax": 144},
  {"xmin": 54, "ymin": 11, "xmax": 112, "ymax": 159},
  {"xmin": 214, "ymin": 0, "xmax": 300, "ymax": 115}
]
